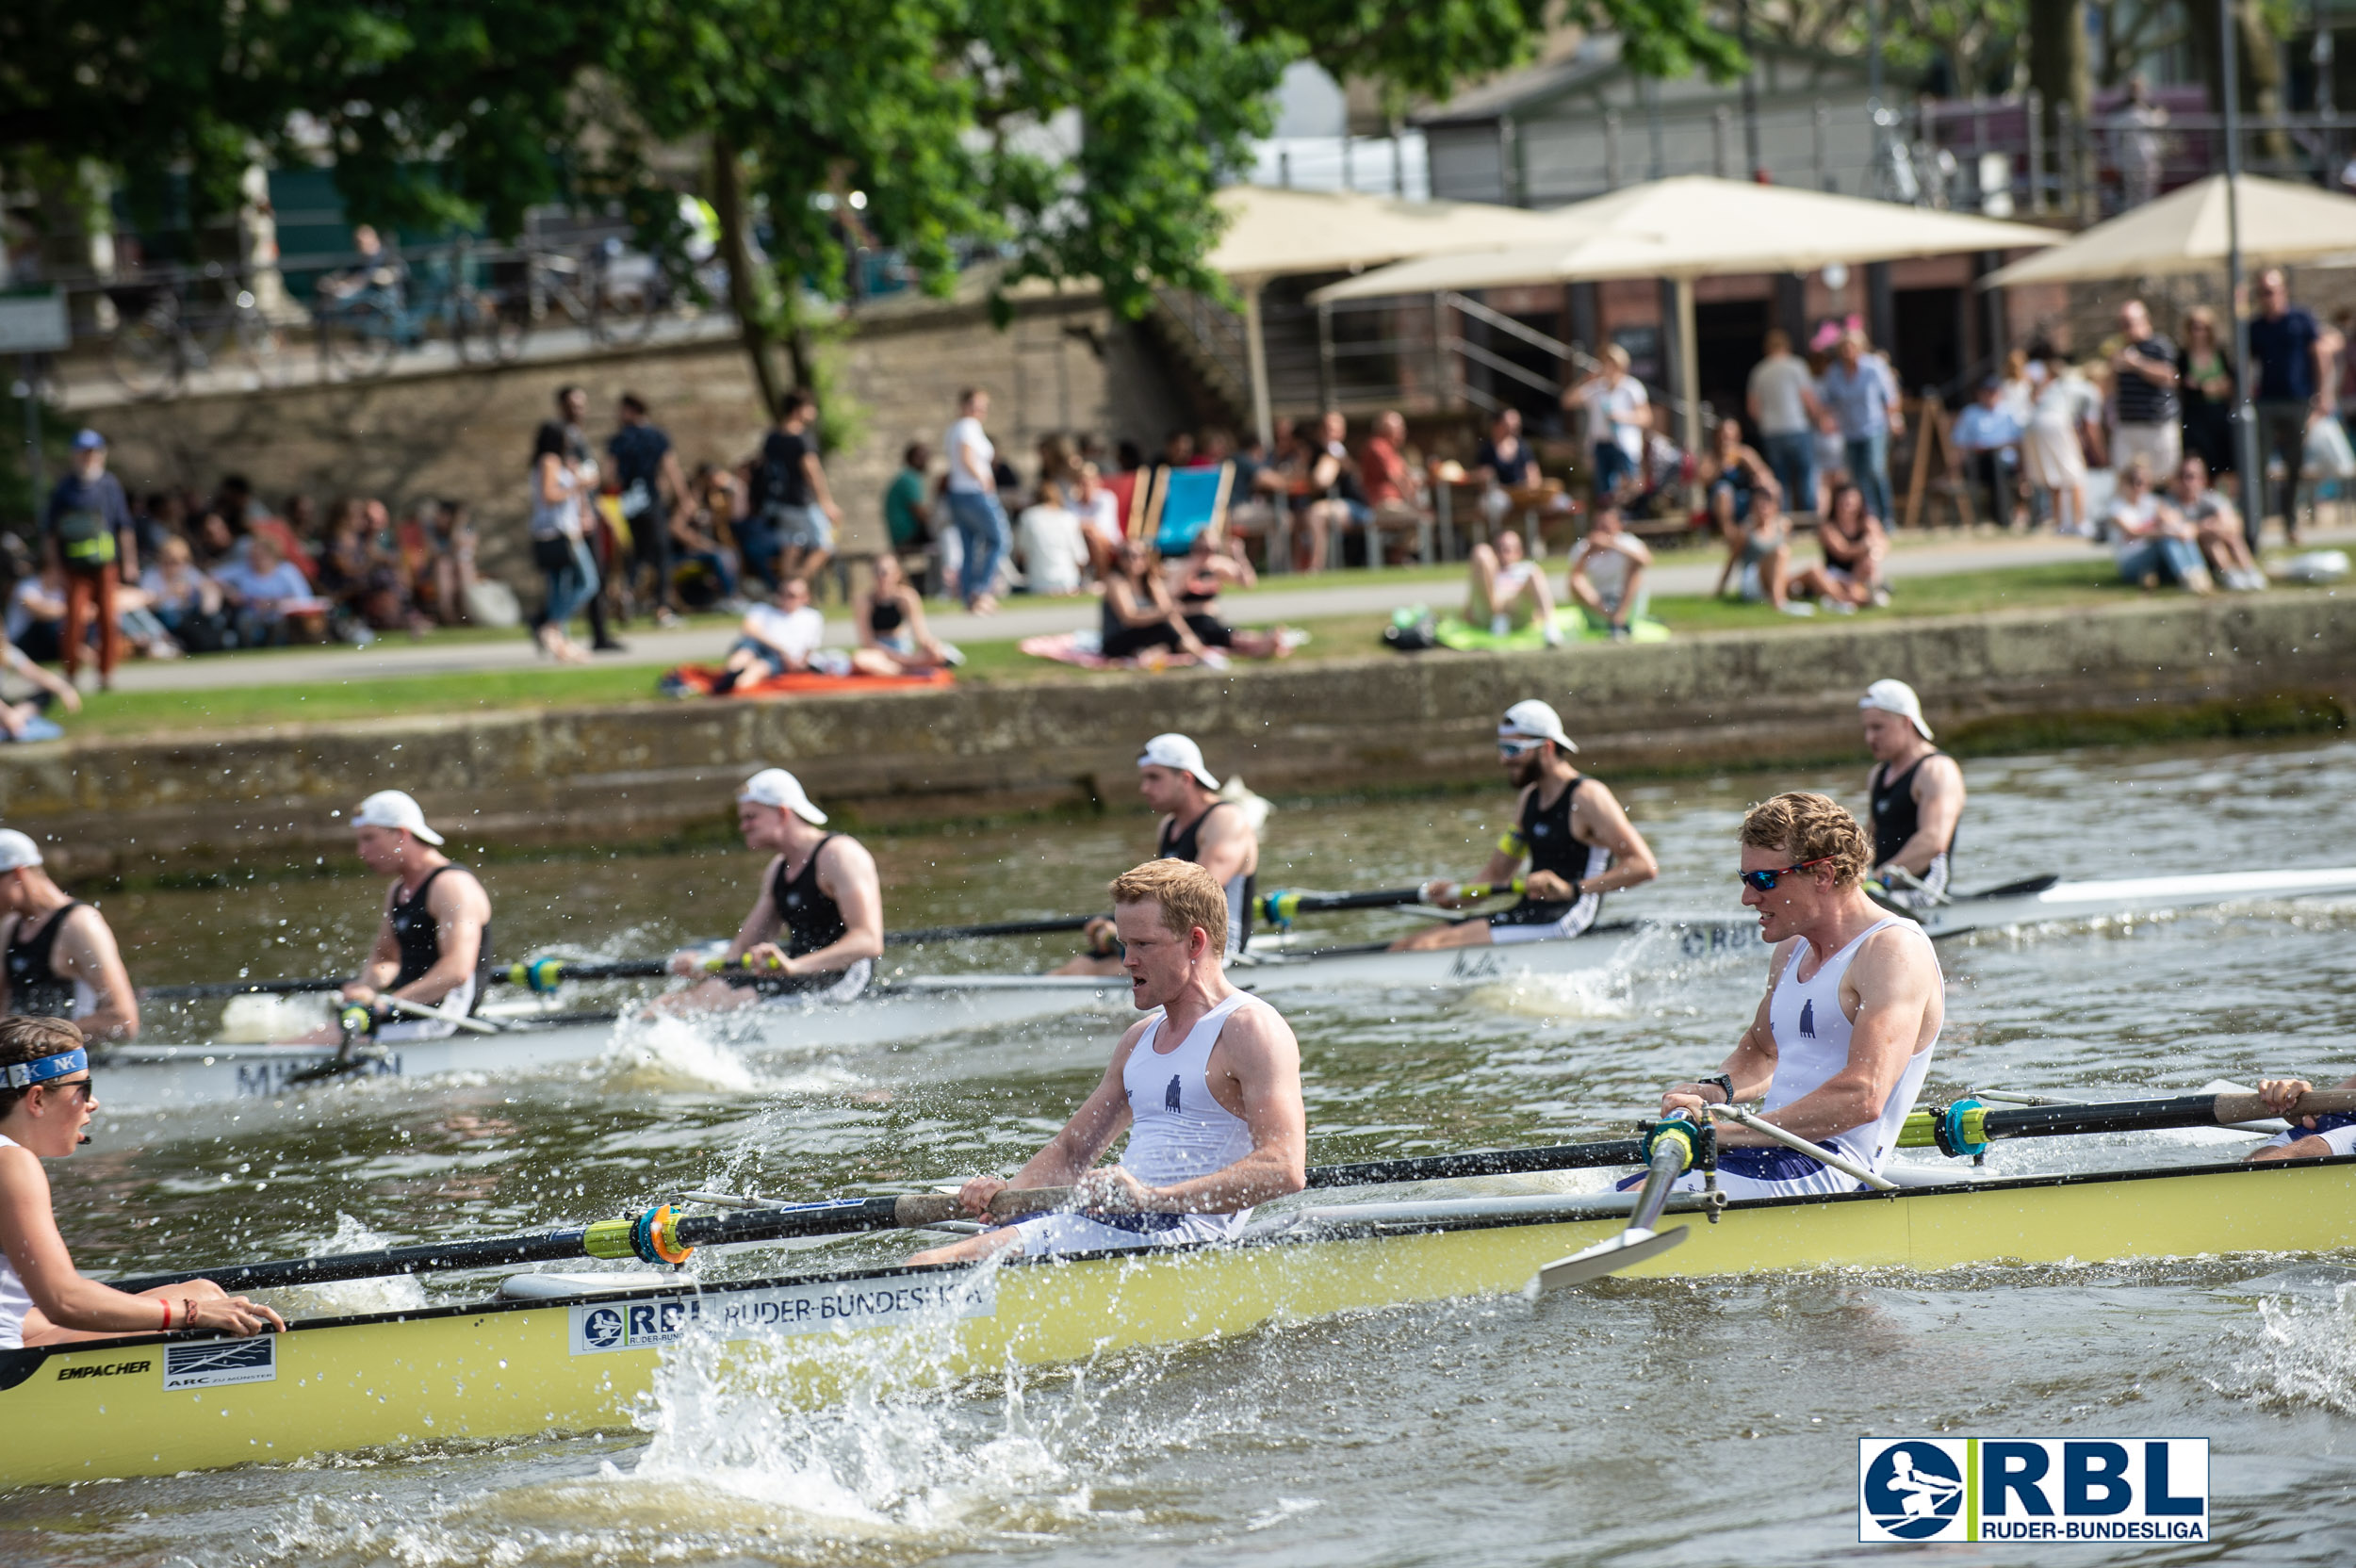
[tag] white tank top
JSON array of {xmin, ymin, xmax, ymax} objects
[
  {"xmin": 0, "ymin": 1135, "xmax": 33, "ymax": 1349},
  {"xmin": 1763, "ymin": 917, "xmax": 1939, "ymax": 1169},
  {"xmin": 529, "ymin": 459, "xmax": 583, "ymax": 543},
  {"xmin": 1119, "ymin": 991, "xmax": 1259, "ymax": 1236}
]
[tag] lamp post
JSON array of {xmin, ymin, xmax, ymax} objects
[{"xmin": 2223, "ymin": 0, "xmax": 2263, "ymax": 550}]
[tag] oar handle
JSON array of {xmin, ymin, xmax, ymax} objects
[
  {"xmin": 1258, "ymin": 880, "xmax": 1526, "ymax": 925},
  {"xmin": 1900, "ymin": 1088, "xmax": 2356, "ymax": 1155},
  {"xmin": 1710, "ymin": 1104, "xmax": 1897, "ymax": 1191}
]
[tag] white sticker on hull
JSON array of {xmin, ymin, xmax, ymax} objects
[
  {"xmin": 162, "ymin": 1336, "xmax": 278, "ymax": 1389},
  {"xmin": 567, "ymin": 1273, "xmax": 996, "ymax": 1356}
]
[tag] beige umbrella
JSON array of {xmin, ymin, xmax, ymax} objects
[
  {"xmin": 1205, "ymin": 188, "xmax": 1571, "ymax": 444},
  {"xmin": 1308, "ymin": 176, "xmax": 2058, "ymax": 456},
  {"xmin": 1982, "ymin": 174, "xmax": 2356, "ymax": 286}
]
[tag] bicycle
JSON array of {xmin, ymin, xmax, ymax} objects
[
  {"xmin": 314, "ymin": 244, "xmax": 529, "ymax": 380},
  {"xmin": 109, "ymin": 266, "xmax": 290, "ymax": 399},
  {"xmin": 530, "ymin": 238, "xmax": 666, "ymax": 346}
]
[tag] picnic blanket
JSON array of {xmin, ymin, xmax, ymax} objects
[
  {"xmin": 1433, "ymin": 610, "xmax": 1669, "ymax": 652},
  {"xmin": 1017, "ymin": 630, "xmax": 1203, "ymax": 671},
  {"xmin": 660, "ymin": 664, "xmax": 956, "ymax": 699}
]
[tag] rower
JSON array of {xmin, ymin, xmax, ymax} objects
[
  {"xmin": 1391, "ymin": 699, "xmax": 1657, "ymax": 952},
  {"xmin": 1650, "ymin": 792, "xmax": 1943, "ymax": 1196},
  {"xmin": 909, "ymin": 858, "xmax": 1305, "ymax": 1265},
  {"xmin": 1858, "ymin": 678, "xmax": 1965, "ymax": 909},
  {"xmin": 658, "ymin": 768, "xmax": 883, "ymax": 1011},
  {"xmin": 0, "ymin": 1015, "xmax": 283, "ymax": 1348},
  {"xmin": 1055, "ymin": 733, "xmax": 1257, "ymax": 975},
  {"xmin": 2246, "ymin": 1074, "xmax": 2356, "ymax": 1162},
  {"xmin": 0, "ymin": 830, "xmax": 138, "ymax": 1040},
  {"xmin": 293, "ymin": 792, "xmax": 492, "ymax": 1043}
]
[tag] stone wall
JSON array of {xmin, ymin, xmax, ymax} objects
[{"xmin": 6, "ymin": 595, "xmax": 2348, "ymax": 878}]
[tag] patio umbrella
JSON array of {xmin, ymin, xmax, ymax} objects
[{"xmin": 1982, "ymin": 174, "xmax": 2356, "ymax": 286}]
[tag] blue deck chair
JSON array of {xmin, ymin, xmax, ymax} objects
[{"xmin": 1144, "ymin": 462, "xmax": 1234, "ymax": 556}]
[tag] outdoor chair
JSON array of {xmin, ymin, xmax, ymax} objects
[{"xmin": 1141, "ymin": 462, "xmax": 1234, "ymax": 556}]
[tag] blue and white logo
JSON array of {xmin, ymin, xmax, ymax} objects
[
  {"xmin": 1861, "ymin": 1441, "xmax": 1966, "ymax": 1540},
  {"xmin": 1859, "ymin": 1437, "xmax": 2208, "ymax": 1544},
  {"xmin": 581, "ymin": 1307, "xmax": 625, "ymax": 1350}
]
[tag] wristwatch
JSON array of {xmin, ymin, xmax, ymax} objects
[{"xmin": 1699, "ymin": 1073, "xmax": 1736, "ymax": 1105}]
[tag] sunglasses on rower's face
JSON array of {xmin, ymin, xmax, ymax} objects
[
  {"xmin": 1739, "ymin": 858, "xmax": 1831, "ymax": 892},
  {"xmin": 1497, "ymin": 738, "xmax": 1546, "ymax": 759},
  {"xmin": 44, "ymin": 1074, "xmax": 94, "ymax": 1103}
]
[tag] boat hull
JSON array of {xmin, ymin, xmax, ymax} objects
[
  {"xmin": 6, "ymin": 1154, "xmax": 2349, "ymax": 1491},
  {"xmin": 1914, "ymin": 867, "xmax": 2356, "ymax": 939}
]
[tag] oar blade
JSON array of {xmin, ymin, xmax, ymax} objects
[{"xmin": 1531, "ymin": 1224, "xmax": 1689, "ymax": 1294}]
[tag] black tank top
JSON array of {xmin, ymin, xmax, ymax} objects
[
  {"xmin": 1158, "ymin": 801, "xmax": 1254, "ymax": 952},
  {"xmin": 6, "ymin": 903, "xmax": 83, "ymax": 1018},
  {"xmin": 1510, "ymin": 777, "xmax": 1606, "ymax": 923},
  {"xmin": 388, "ymin": 864, "xmax": 492, "ymax": 1000},
  {"xmin": 771, "ymin": 836, "xmax": 848, "ymax": 957},
  {"xmin": 1822, "ymin": 516, "xmax": 1871, "ymax": 571},
  {"xmin": 867, "ymin": 596, "xmax": 906, "ymax": 636},
  {"xmin": 1870, "ymin": 753, "xmax": 1955, "ymax": 867}
]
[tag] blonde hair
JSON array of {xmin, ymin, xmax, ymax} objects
[
  {"xmin": 1109, "ymin": 858, "xmax": 1228, "ymax": 953},
  {"xmin": 1739, "ymin": 792, "xmax": 1873, "ymax": 888}
]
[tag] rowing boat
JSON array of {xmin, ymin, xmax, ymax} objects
[
  {"xmin": 1900, "ymin": 866, "xmax": 2356, "ymax": 939},
  {"xmin": 100, "ymin": 915, "xmax": 1762, "ymax": 1114},
  {"xmin": 6, "ymin": 1150, "xmax": 2349, "ymax": 1490}
]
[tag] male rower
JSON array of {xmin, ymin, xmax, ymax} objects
[
  {"xmin": 1650, "ymin": 792, "xmax": 1943, "ymax": 1196},
  {"xmin": 658, "ymin": 768, "xmax": 884, "ymax": 1010},
  {"xmin": 0, "ymin": 1015, "xmax": 283, "ymax": 1347},
  {"xmin": 1859, "ymin": 678, "xmax": 1965, "ymax": 909},
  {"xmin": 290, "ymin": 792, "xmax": 491, "ymax": 1043},
  {"xmin": 2245, "ymin": 1074, "xmax": 2356, "ymax": 1162},
  {"xmin": 1391, "ymin": 699, "xmax": 1657, "ymax": 951},
  {"xmin": 909, "ymin": 858, "xmax": 1305, "ymax": 1265},
  {"xmin": 1055, "ymin": 734, "xmax": 1257, "ymax": 975},
  {"xmin": 0, "ymin": 830, "xmax": 139, "ymax": 1040}
]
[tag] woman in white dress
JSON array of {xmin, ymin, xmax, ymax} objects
[{"xmin": 2021, "ymin": 358, "xmax": 2103, "ymax": 535}]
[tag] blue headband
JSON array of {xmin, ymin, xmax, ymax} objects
[{"xmin": 5, "ymin": 1046, "xmax": 87, "ymax": 1089}]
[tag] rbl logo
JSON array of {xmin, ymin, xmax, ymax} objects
[{"xmin": 1859, "ymin": 1438, "xmax": 2208, "ymax": 1544}]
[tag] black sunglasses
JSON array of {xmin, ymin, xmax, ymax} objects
[{"xmin": 1738, "ymin": 858, "xmax": 1831, "ymax": 892}]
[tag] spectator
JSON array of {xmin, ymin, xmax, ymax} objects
[
  {"xmin": 882, "ymin": 442, "xmax": 933, "ymax": 565},
  {"xmin": 1476, "ymin": 407, "xmax": 1542, "ymax": 491},
  {"xmin": 426, "ymin": 499, "xmax": 479, "ymax": 626},
  {"xmin": 943, "ymin": 387, "xmax": 1011, "ymax": 613},
  {"xmin": 283, "ymin": 493, "xmax": 320, "ymax": 554},
  {"xmin": 2110, "ymin": 300, "xmax": 2181, "ymax": 482},
  {"xmin": 1301, "ymin": 410, "xmax": 1370, "ymax": 571},
  {"xmin": 2023, "ymin": 354, "xmax": 2102, "ymax": 535},
  {"xmin": 528, "ymin": 420, "xmax": 597, "ymax": 663},
  {"xmin": 140, "ymin": 536, "xmax": 231, "ymax": 652},
  {"xmin": 1626, "ymin": 405, "xmax": 1688, "ymax": 519},
  {"xmin": 0, "ymin": 631, "xmax": 79, "ymax": 743},
  {"xmin": 214, "ymin": 533, "xmax": 327, "ymax": 645},
  {"xmin": 2247, "ymin": 268, "xmax": 2343, "ymax": 547},
  {"xmin": 1037, "ymin": 432, "xmax": 1082, "ymax": 498},
  {"xmin": 2102, "ymin": 457, "xmax": 2211, "ymax": 593},
  {"xmin": 1818, "ymin": 330, "xmax": 1904, "ymax": 531},
  {"xmin": 1951, "ymin": 377, "xmax": 2026, "ymax": 528},
  {"xmin": 1466, "ymin": 527, "xmax": 1562, "ymax": 644},
  {"xmin": 1808, "ymin": 346, "xmax": 1849, "ymax": 494},
  {"xmin": 1797, "ymin": 482, "xmax": 1890, "ymax": 610},
  {"xmin": 1015, "ymin": 482, "xmax": 1090, "ymax": 596},
  {"xmin": 6, "ymin": 564, "xmax": 68, "ymax": 664},
  {"xmin": 2168, "ymin": 456, "xmax": 2266, "ymax": 591},
  {"xmin": 610, "ymin": 392, "xmax": 691, "ymax": 628},
  {"xmin": 133, "ymin": 489, "xmax": 180, "ymax": 567},
  {"xmin": 2108, "ymin": 74, "xmax": 2169, "ymax": 210},
  {"xmin": 1567, "ymin": 344, "xmax": 1649, "ymax": 502},
  {"xmin": 1564, "ymin": 503, "xmax": 1652, "ymax": 639},
  {"xmin": 1746, "ymin": 329, "xmax": 1824, "ymax": 517},
  {"xmin": 1701, "ymin": 416, "xmax": 1778, "ymax": 543},
  {"xmin": 672, "ymin": 471, "xmax": 743, "ymax": 611},
  {"xmin": 1997, "ymin": 347, "xmax": 2037, "ymax": 428},
  {"xmin": 1101, "ymin": 537, "xmax": 1219, "ymax": 664},
  {"xmin": 1070, "ymin": 461, "xmax": 1126, "ymax": 579},
  {"xmin": 1713, "ymin": 483, "xmax": 1808, "ymax": 613},
  {"xmin": 1359, "ymin": 410, "xmax": 1423, "ymax": 562},
  {"xmin": 188, "ymin": 508, "xmax": 238, "ymax": 572},
  {"xmin": 211, "ymin": 473, "xmax": 269, "ymax": 531},
  {"xmin": 2176, "ymin": 306, "xmax": 2236, "ymax": 482},
  {"xmin": 540, "ymin": 386, "xmax": 625, "ymax": 651},
  {"xmin": 1223, "ymin": 430, "xmax": 1284, "ymax": 562},
  {"xmin": 851, "ymin": 553, "xmax": 958, "ymax": 677},
  {"xmin": 712, "ymin": 574, "xmax": 826, "ymax": 693},
  {"xmin": 317, "ymin": 498, "xmax": 407, "ymax": 636},
  {"xmin": 41, "ymin": 429, "xmax": 135, "ymax": 690},
  {"xmin": 752, "ymin": 389, "xmax": 841, "ymax": 589},
  {"xmin": 1169, "ymin": 531, "xmax": 1284, "ymax": 656}
]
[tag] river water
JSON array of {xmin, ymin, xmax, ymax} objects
[{"xmin": 9, "ymin": 736, "xmax": 2356, "ymax": 1563}]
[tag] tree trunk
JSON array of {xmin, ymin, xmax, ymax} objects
[
  {"xmin": 711, "ymin": 135, "xmax": 785, "ymax": 419},
  {"xmin": 2184, "ymin": 0, "xmax": 2288, "ymax": 157},
  {"xmin": 2027, "ymin": 0, "xmax": 2090, "ymax": 201}
]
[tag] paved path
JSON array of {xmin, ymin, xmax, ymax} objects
[{"xmin": 96, "ymin": 530, "xmax": 2334, "ymax": 694}]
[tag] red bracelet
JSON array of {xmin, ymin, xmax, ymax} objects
[{"xmin": 158, "ymin": 1298, "xmax": 173, "ymax": 1331}]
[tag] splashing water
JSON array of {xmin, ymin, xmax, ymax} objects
[
  {"xmin": 264, "ymin": 1213, "xmax": 431, "ymax": 1316},
  {"xmin": 592, "ymin": 1013, "xmax": 766, "ymax": 1094},
  {"xmin": 2217, "ymin": 1283, "xmax": 2356, "ymax": 1415}
]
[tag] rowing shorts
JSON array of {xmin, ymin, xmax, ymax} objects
[
  {"xmin": 1487, "ymin": 894, "xmax": 1601, "ymax": 945},
  {"xmin": 1615, "ymin": 1141, "xmax": 1876, "ymax": 1200},
  {"xmin": 1873, "ymin": 853, "xmax": 1951, "ymax": 911},
  {"xmin": 372, "ymin": 974, "xmax": 481, "ymax": 1041},
  {"xmin": 2257, "ymin": 1113, "xmax": 2356, "ymax": 1158},
  {"xmin": 1009, "ymin": 1207, "xmax": 1250, "ymax": 1257}
]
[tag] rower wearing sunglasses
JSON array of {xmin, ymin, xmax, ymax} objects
[
  {"xmin": 0, "ymin": 1016, "xmax": 284, "ymax": 1348},
  {"xmin": 1390, "ymin": 699, "xmax": 1657, "ymax": 953},
  {"xmin": 1648, "ymin": 792, "xmax": 1943, "ymax": 1198}
]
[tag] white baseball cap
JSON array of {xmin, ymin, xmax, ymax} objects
[
  {"xmin": 1499, "ymin": 698, "xmax": 1578, "ymax": 753},
  {"xmin": 1860, "ymin": 678, "xmax": 1934, "ymax": 741},
  {"xmin": 352, "ymin": 790, "xmax": 445, "ymax": 845},
  {"xmin": 1138, "ymin": 733, "xmax": 1219, "ymax": 791},
  {"xmin": 0, "ymin": 830, "xmax": 42, "ymax": 872},
  {"xmin": 739, "ymin": 767, "xmax": 827, "ymax": 825}
]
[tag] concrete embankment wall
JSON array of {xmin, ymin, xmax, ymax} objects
[{"xmin": 7, "ymin": 596, "xmax": 2349, "ymax": 878}]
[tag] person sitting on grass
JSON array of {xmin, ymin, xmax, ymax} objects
[
  {"xmin": 851, "ymin": 553, "xmax": 959, "ymax": 677},
  {"xmin": 1563, "ymin": 504, "xmax": 1651, "ymax": 639},
  {"xmin": 214, "ymin": 533, "xmax": 328, "ymax": 646},
  {"xmin": 2168, "ymin": 455, "xmax": 2266, "ymax": 591},
  {"xmin": 714, "ymin": 575, "xmax": 829, "ymax": 692},
  {"xmin": 1466, "ymin": 529, "xmax": 1562, "ymax": 645},
  {"xmin": 1702, "ymin": 416, "xmax": 1777, "ymax": 544},
  {"xmin": 1101, "ymin": 538, "xmax": 1287, "ymax": 667},
  {"xmin": 1713, "ymin": 482, "xmax": 1810, "ymax": 614},
  {"xmin": 1172, "ymin": 531, "xmax": 1257, "ymax": 627},
  {"xmin": 0, "ymin": 633, "xmax": 80, "ymax": 743},
  {"xmin": 1783, "ymin": 482, "xmax": 1887, "ymax": 613},
  {"xmin": 2102, "ymin": 457, "xmax": 2212, "ymax": 595},
  {"xmin": 139, "ymin": 535, "xmax": 231, "ymax": 653}
]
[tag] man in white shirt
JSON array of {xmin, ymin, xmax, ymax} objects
[
  {"xmin": 1746, "ymin": 330, "xmax": 1825, "ymax": 518},
  {"xmin": 714, "ymin": 576, "xmax": 830, "ymax": 690},
  {"xmin": 1015, "ymin": 496, "xmax": 1090, "ymax": 596},
  {"xmin": 1564, "ymin": 503, "xmax": 1652, "ymax": 638},
  {"xmin": 943, "ymin": 388, "xmax": 1009, "ymax": 613},
  {"xmin": 1566, "ymin": 345, "xmax": 1649, "ymax": 502},
  {"xmin": 2102, "ymin": 458, "xmax": 2211, "ymax": 593}
]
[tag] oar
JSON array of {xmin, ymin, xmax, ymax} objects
[
  {"xmin": 1532, "ymin": 1112, "xmax": 1702, "ymax": 1290},
  {"xmin": 1710, "ymin": 1103, "xmax": 1898, "ymax": 1191},
  {"xmin": 115, "ymin": 1132, "xmax": 1658, "ymax": 1295},
  {"xmin": 1900, "ymin": 1087, "xmax": 2356, "ymax": 1157},
  {"xmin": 1257, "ymin": 879, "xmax": 1524, "ymax": 927}
]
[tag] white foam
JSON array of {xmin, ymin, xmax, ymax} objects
[
  {"xmin": 590, "ymin": 1014, "xmax": 762, "ymax": 1094},
  {"xmin": 266, "ymin": 1213, "xmax": 429, "ymax": 1316}
]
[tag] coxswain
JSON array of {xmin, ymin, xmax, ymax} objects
[
  {"xmin": 910, "ymin": 859, "xmax": 1305, "ymax": 1265},
  {"xmin": 1858, "ymin": 679, "xmax": 1965, "ymax": 909},
  {"xmin": 1055, "ymin": 734, "xmax": 1258, "ymax": 975},
  {"xmin": 1391, "ymin": 699, "xmax": 1657, "ymax": 952},
  {"xmin": 289, "ymin": 792, "xmax": 491, "ymax": 1043},
  {"xmin": 2245, "ymin": 1074, "xmax": 2356, "ymax": 1162},
  {"xmin": 1649, "ymin": 792, "xmax": 1943, "ymax": 1196},
  {"xmin": 657, "ymin": 768, "xmax": 883, "ymax": 1011},
  {"xmin": 0, "ymin": 830, "xmax": 138, "ymax": 1040},
  {"xmin": 0, "ymin": 1016, "xmax": 283, "ymax": 1348}
]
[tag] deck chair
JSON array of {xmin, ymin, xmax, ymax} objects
[
  {"xmin": 1101, "ymin": 468, "xmax": 1148, "ymax": 539},
  {"xmin": 1142, "ymin": 462, "xmax": 1234, "ymax": 556}
]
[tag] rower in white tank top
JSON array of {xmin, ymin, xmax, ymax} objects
[
  {"xmin": 1013, "ymin": 990, "xmax": 1262, "ymax": 1254},
  {"xmin": 0, "ymin": 1135, "xmax": 31, "ymax": 1348}
]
